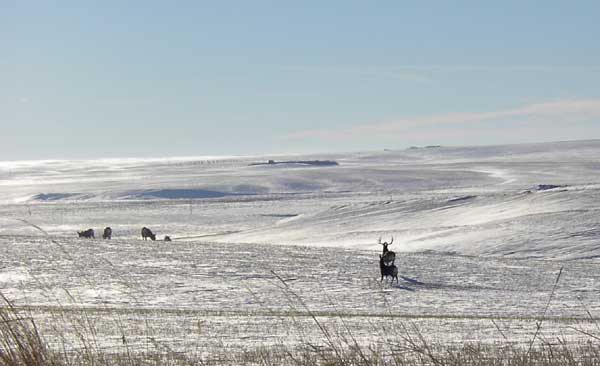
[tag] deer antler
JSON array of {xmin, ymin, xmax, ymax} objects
[
  {"xmin": 389, "ymin": 237, "xmax": 394, "ymax": 245},
  {"xmin": 378, "ymin": 236, "xmax": 382, "ymax": 245}
]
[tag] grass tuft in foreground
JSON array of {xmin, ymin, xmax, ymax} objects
[{"xmin": 1, "ymin": 293, "xmax": 600, "ymax": 365}]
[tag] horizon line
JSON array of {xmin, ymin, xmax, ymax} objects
[{"xmin": 1, "ymin": 138, "xmax": 599, "ymax": 165}]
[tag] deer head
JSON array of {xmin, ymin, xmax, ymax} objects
[{"xmin": 378, "ymin": 236, "xmax": 394, "ymax": 254}]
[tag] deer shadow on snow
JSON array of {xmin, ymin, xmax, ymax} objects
[{"xmin": 379, "ymin": 274, "xmax": 426, "ymax": 292}]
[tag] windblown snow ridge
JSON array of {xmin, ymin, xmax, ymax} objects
[
  {"xmin": 537, "ymin": 184, "xmax": 568, "ymax": 191},
  {"xmin": 121, "ymin": 189, "xmax": 252, "ymax": 200},
  {"xmin": 30, "ymin": 193, "xmax": 92, "ymax": 202},
  {"xmin": 249, "ymin": 160, "xmax": 339, "ymax": 167},
  {"xmin": 28, "ymin": 188, "xmax": 260, "ymax": 202}
]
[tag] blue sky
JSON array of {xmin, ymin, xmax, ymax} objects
[{"xmin": 3, "ymin": 1, "xmax": 600, "ymax": 160}]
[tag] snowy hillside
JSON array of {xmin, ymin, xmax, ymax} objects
[
  {"xmin": 1, "ymin": 140, "xmax": 600, "ymax": 356},
  {"xmin": 1, "ymin": 141, "xmax": 600, "ymax": 260}
]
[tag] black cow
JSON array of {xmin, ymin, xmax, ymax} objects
[
  {"xmin": 141, "ymin": 227, "xmax": 156, "ymax": 241},
  {"xmin": 78, "ymin": 228, "xmax": 95, "ymax": 239},
  {"xmin": 379, "ymin": 254, "xmax": 398, "ymax": 283},
  {"xmin": 103, "ymin": 227, "xmax": 112, "ymax": 239}
]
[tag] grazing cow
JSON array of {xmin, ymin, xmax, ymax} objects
[
  {"xmin": 103, "ymin": 227, "xmax": 112, "ymax": 239},
  {"xmin": 141, "ymin": 227, "xmax": 156, "ymax": 241},
  {"xmin": 378, "ymin": 236, "xmax": 395, "ymax": 266},
  {"xmin": 379, "ymin": 254, "xmax": 398, "ymax": 283},
  {"xmin": 164, "ymin": 235, "xmax": 172, "ymax": 242},
  {"xmin": 78, "ymin": 228, "xmax": 95, "ymax": 239}
]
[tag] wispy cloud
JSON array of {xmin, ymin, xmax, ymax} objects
[
  {"xmin": 285, "ymin": 99, "xmax": 600, "ymax": 140},
  {"xmin": 283, "ymin": 65, "xmax": 432, "ymax": 83},
  {"xmin": 282, "ymin": 64, "xmax": 600, "ymax": 83},
  {"xmin": 382, "ymin": 64, "xmax": 600, "ymax": 72}
]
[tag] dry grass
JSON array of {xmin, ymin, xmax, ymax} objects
[
  {"xmin": 1, "ymin": 302, "xmax": 599, "ymax": 366},
  {"xmin": 3, "ymin": 223, "xmax": 599, "ymax": 365},
  {"xmin": 0, "ymin": 272, "xmax": 599, "ymax": 366},
  {"xmin": 0, "ymin": 294, "xmax": 58, "ymax": 366}
]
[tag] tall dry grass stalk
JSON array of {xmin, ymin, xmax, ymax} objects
[
  {"xmin": 2, "ymin": 221, "xmax": 599, "ymax": 365},
  {"xmin": 1, "ymin": 290, "xmax": 600, "ymax": 365},
  {"xmin": 0, "ymin": 293, "xmax": 57, "ymax": 366}
]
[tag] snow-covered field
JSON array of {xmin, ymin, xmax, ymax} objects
[{"xmin": 0, "ymin": 140, "xmax": 599, "ymax": 355}]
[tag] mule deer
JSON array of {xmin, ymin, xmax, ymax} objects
[
  {"xmin": 103, "ymin": 227, "xmax": 112, "ymax": 239},
  {"xmin": 141, "ymin": 227, "xmax": 156, "ymax": 241},
  {"xmin": 378, "ymin": 236, "xmax": 395, "ymax": 265},
  {"xmin": 78, "ymin": 229, "xmax": 94, "ymax": 239}
]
